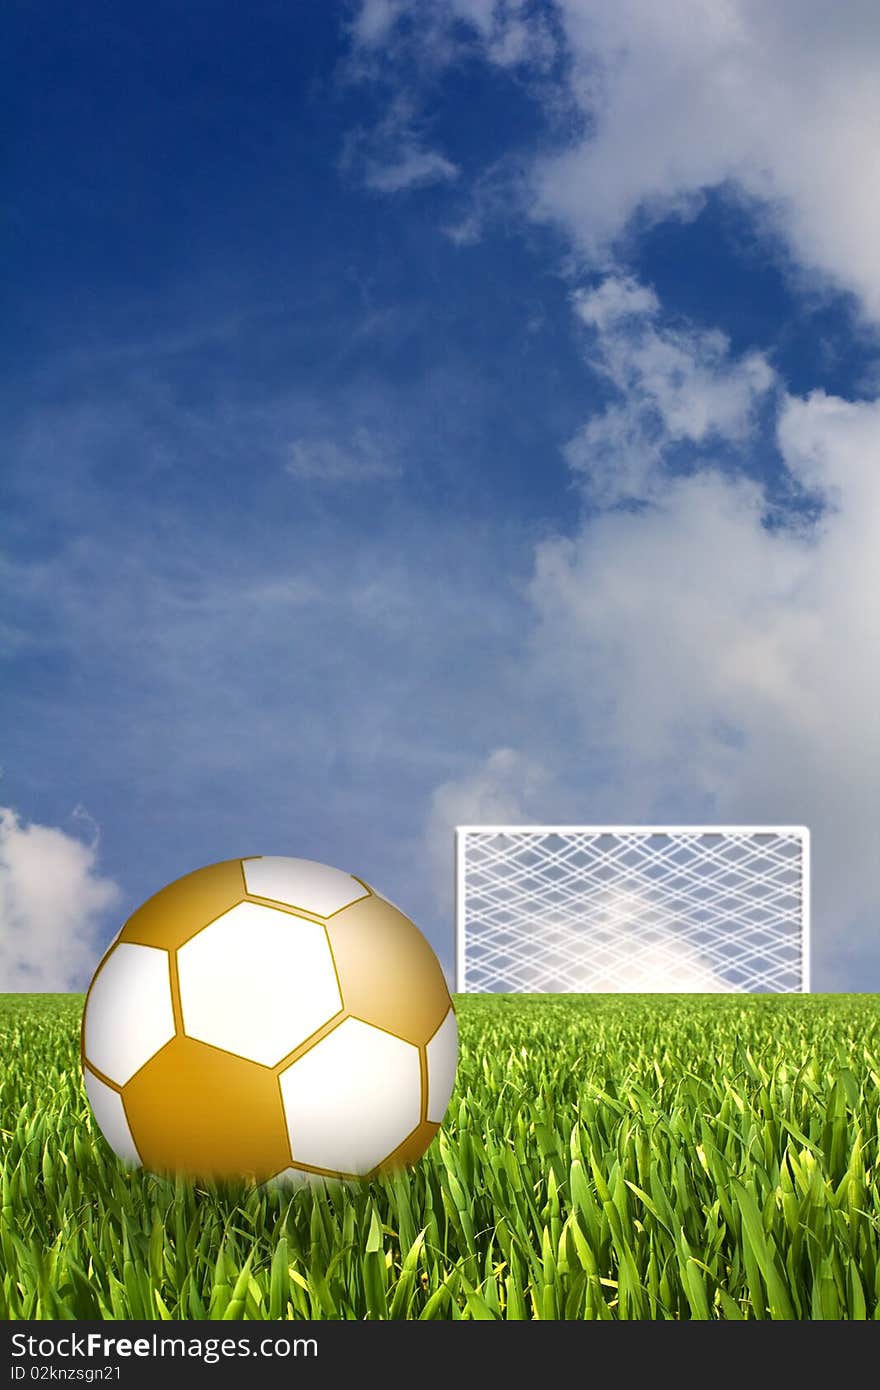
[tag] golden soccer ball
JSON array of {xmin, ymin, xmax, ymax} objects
[{"xmin": 81, "ymin": 857, "xmax": 457, "ymax": 1182}]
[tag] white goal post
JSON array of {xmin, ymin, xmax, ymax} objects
[{"xmin": 456, "ymin": 825, "xmax": 810, "ymax": 994}]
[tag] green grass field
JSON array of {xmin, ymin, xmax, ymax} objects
[{"xmin": 2, "ymin": 992, "xmax": 879, "ymax": 1319}]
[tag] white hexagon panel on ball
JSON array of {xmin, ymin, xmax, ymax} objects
[
  {"xmin": 177, "ymin": 901, "xmax": 342, "ymax": 1066},
  {"xmin": 242, "ymin": 856, "xmax": 369, "ymax": 917},
  {"xmin": 279, "ymin": 1017, "xmax": 421, "ymax": 1176},
  {"xmin": 262, "ymin": 1167, "xmax": 339, "ymax": 1192},
  {"xmin": 426, "ymin": 1007, "xmax": 458, "ymax": 1123},
  {"xmin": 82, "ymin": 1070, "xmax": 141, "ymax": 1166},
  {"xmin": 83, "ymin": 942, "xmax": 176, "ymax": 1086}
]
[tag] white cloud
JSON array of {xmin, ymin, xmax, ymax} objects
[
  {"xmin": 574, "ymin": 276, "xmax": 660, "ymax": 330},
  {"xmin": 357, "ymin": 3, "xmax": 880, "ymax": 318},
  {"xmin": 429, "ymin": 746, "xmax": 546, "ymax": 829},
  {"xmin": 0, "ymin": 807, "xmax": 121, "ymax": 991},
  {"xmin": 424, "ymin": 748, "xmax": 548, "ymax": 903},
  {"xmin": 286, "ymin": 427, "xmax": 401, "ymax": 481},
  {"xmin": 365, "ymin": 147, "xmax": 459, "ymax": 194},
  {"xmin": 529, "ymin": 1, "xmax": 880, "ymax": 320},
  {"xmin": 565, "ymin": 275, "xmax": 775, "ymax": 504},
  {"xmin": 346, "ymin": 1, "xmax": 557, "ymax": 203},
  {"xmin": 573, "ymin": 284, "xmax": 776, "ymax": 448},
  {"xmin": 351, "ymin": 0, "xmax": 559, "ymax": 72},
  {"xmin": 440, "ymin": 156, "xmax": 526, "ymax": 247},
  {"xmin": 342, "ymin": 95, "xmax": 459, "ymax": 194},
  {"xmin": 562, "ymin": 404, "xmax": 664, "ymax": 508},
  {"xmin": 448, "ymin": 0, "xmax": 558, "ymax": 71},
  {"xmin": 442, "ymin": 211, "xmax": 483, "ymax": 247},
  {"xmin": 351, "ymin": 0, "xmax": 408, "ymax": 48}
]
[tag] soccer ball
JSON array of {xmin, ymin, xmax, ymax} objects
[{"xmin": 80, "ymin": 857, "xmax": 458, "ymax": 1182}]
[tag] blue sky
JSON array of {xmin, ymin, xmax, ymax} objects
[{"xmin": 2, "ymin": 1, "xmax": 878, "ymax": 991}]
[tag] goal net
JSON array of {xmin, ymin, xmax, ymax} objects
[{"xmin": 456, "ymin": 826, "xmax": 809, "ymax": 993}]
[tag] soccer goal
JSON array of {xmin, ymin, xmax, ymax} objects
[{"xmin": 456, "ymin": 826, "xmax": 809, "ymax": 994}]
